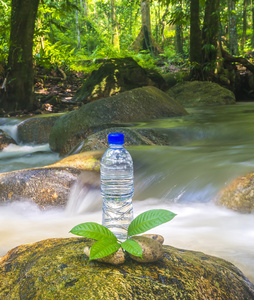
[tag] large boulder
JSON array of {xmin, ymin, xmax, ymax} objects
[
  {"xmin": 0, "ymin": 237, "xmax": 253, "ymax": 299},
  {"xmin": 80, "ymin": 127, "xmax": 194, "ymax": 152},
  {"xmin": 17, "ymin": 114, "xmax": 61, "ymax": 144},
  {"xmin": 167, "ymin": 81, "xmax": 236, "ymax": 107},
  {"xmin": 0, "ymin": 129, "xmax": 17, "ymax": 150},
  {"xmin": 72, "ymin": 57, "xmax": 167, "ymax": 103},
  {"xmin": 49, "ymin": 86, "xmax": 188, "ymax": 155},
  {"xmin": 216, "ymin": 172, "xmax": 254, "ymax": 213},
  {"xmin": 0, "ymin": 152, "xmax": 101, "ymax": 209}
]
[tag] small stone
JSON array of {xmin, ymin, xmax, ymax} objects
[
  {"xmin": 84, "ymin": 246, "xmax": 125, "ymax": 265},
  {"xmin": 142, "ymin": 234, "xmax": 164, "ymax": 244},
  {"xmin": 129, "ymin": 236, "xmax": 163, "ymax": 263}
]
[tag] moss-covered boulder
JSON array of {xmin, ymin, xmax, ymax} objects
[
  {"xmin": 162, "ymin": 71, "xmax": 189, "ymax": 88},
  {"xmin": 0, "ymin": 238, "xmax": 253, "ymax": 299},
  {"xmin": 0, "ymin": 129, "xmax": 17, "ymax": 150},
  {"xmin": 49, "ymin": 86, "xmax": 188, "ymax": 155},
  {"xmin": 0, "ymin": 152, "xmax": 101, "ymax": 208},
  {"xmin": 167, "ymin": 81, "xmax": 236, "ymax": 107},
  {"xmin": 216, "ymin": 172, "xmax": 254, "ymax": 213},
  {"xmin": 17, "ymin": 114, "xmax": 61, "ymax": 144},
  {"xmin": 80, "ymin": 127, "xmax": 192, "ymax": 152},
  {"xmin": 72, "ymin": 57, "xmax": 167, "ymax": 103}
]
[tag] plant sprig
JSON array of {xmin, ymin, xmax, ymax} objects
[{"xmin": 70, "ymin": 209, "xmax": 176, "ymax": 261}]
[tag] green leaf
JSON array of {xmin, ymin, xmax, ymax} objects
[
  {"xmin": 121, "ymin": 239, "xmax": 143, "ymax": 259},
  {"xmin": 89, "ymin": 238, "xmax": 121, "ymax": 261},
  {"xmin": 128, "ymin": 209, "xmax": 177, "ymax": 237},
  {"xmin": 70, "ymin": 222, "xmax": 117, "ymax": 241}
]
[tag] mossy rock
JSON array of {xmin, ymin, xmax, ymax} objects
[
  {"xmin": 167, "ymin": 81, "xmax": 236, "ymax": 107},
  {"xmin": 80, "ymin": 127, "xmax": 193, "ymax": 152},
  {"xmin": 49, "ymin": 86, "xmax": 188, "ymax": 155},
  {"xmin": 162, "ymin": 71, "xmax": 189, "ymax": 88},
  {"xmin": 17, "ymin": 114, "xmax": 61, "ymax": 144},
  {"xmin": 0, "ymin": 238, "xmax": 253, "ymax": 299},
  {"xmin": 0, "ymin": 129, "xmax": 17, "ymax": 150},
  {"xmin": 0, "ymin": 152, "xmax": 101, "ymax": 208},
  {"xmin": 216, "ymin": 172, "xmax": 254, "ymax": 213},
  {"xmin": 72, "ymin": 57, "xmax": 167, "ymax": 103}
]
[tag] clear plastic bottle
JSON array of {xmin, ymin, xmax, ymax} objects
[{"xmin": 101, "ymin": 133, "xmax": 134, "ymax": 241}]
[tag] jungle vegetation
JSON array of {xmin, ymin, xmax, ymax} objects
[{"xmin": 0, "ymin": 0, "xmax": 253, "ymax": 112}]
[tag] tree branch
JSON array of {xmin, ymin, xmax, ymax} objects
[{"xmin": 222, "ymin": 48, "xmax": 254, "ymax": 73}]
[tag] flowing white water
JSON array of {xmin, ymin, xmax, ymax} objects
[
  {"xmin": 0, "ymin": 199, "xmax": 253, "ymax": 283},
  {"xmin": 0, "ymin": 118, "xmax": 19, "ymax": 141},
  {"xmin": 0, "ymin": 120, "xmax": 59, "ymax": 173},
  {"xmin": 0, "ymin": 104, "xmax": 254, "ymax": 284}
]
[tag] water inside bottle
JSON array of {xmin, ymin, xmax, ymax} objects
[
  {"xmin": 102, "ymin": 197, "xmax": 133, "ymax": 241},
  {"xmin": 101, "ymin": 137, "xmax": 134, "ymax": 241}
]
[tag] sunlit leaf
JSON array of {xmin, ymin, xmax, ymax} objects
[
  {"xmin": 89, "ymin": 238, "xmax": 120, "ymax": 261},
  {"xmin": 121, "ymin": 239, "xmax": 143, "ymax": 258},
  {"xmin": 70, "ymin": 222, "xmax": 117, "ymax": 241},
  {"xmin": 128, "ymin": 209, "xmax": 176, "ymax": 237}
]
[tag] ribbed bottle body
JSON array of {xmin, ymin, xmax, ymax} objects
[{"xmin": 101, "ymin": 145, "xmax": 134, "ymax": 241}]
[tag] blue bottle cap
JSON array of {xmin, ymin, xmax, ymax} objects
[{"xmin": 108, "ymin": 133, "xmax": 124, "ymax": 145}]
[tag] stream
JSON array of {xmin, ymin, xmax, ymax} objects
[{"xmin": 0, "ymin": 103, "xmax": 254, "ymax": 283}]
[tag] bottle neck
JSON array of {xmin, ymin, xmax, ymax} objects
[{"xmin": 109, "ymin": 144, "xmax": 124, "ymax": 148}]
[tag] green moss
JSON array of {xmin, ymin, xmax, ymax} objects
[{"xmin": 1, "ymin": 238, "xmax": 254, "ymax": 299}]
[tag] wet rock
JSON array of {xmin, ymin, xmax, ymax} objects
[
  {"xmin": 49, "ymin": 86, "xmax": 188, "ymax": 155},
  {"xmin": 72, "ymin": 57, "xmax": 167, "ymax": 103},
  {"xmin": 142, "ymin": 234, "xmax": 164, "ymax": 244},
  {"xmin": 162, "ymin": 71, "xmax": 189, "ymax": 88},
  {"xmin": 129, "ymin": 236, "xmax": 163, "ymax": 263},
  {"xmin": 50, "ymin": 151, "xmax": 102, "ymax": 172},
  {"xmin": 0, "ymin": 152, "xmax": 101, "ymax": 209},
  {"xmin": 0, "ymin": 129, "xmax": 17, "ymax": 150},
  {"xmin": 216, "ymin": 172, "xmax": 254, "ymax": 213},
  {"xmin": 80, "ymin": 126, "xmax": 193, "ymax": 152},
  {"xmin": 17, "ymin": 114, "xmax": 61, "ymax": 144},
  {"xmin": 167, "ymin": 81, "xmax": 236, "ymax": 107},
  {"xmin": 84, "ymin": 246, "xmax": 125, "ymax": 265},
  {"xmin": 1, "ymin": 237, "xmax": 254, "ymax": 299},
  {"xmin": 83, "ymin": 235, "xmax": 164, "ymax": 265}
]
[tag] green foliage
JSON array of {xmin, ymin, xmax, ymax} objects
[
  {"xmin": 127, "ymin": 209, "xmax": 176, "ymax": 237},
  {"xmin": 70, "ymin": 222, "xmax": 117, "ymax": 241},
  {"xmin": 89, "ymin": 238, "xmax": 120, "ymax": 261},
  {"xmin": 121, "ymin": 239, "xmax": 143, "ymax": 258},
  {"xmin": 2, "ymin": 0, "xmax": 253, "ymax": 80},
  {"xmin": 0, "ymin": 0, "xmax": 11, "ymax": 62},
  {"xmin": 70, "ymin": 209, "xmax": 176, "ymax": 261}
]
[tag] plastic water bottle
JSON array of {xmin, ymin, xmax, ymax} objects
[{"xmin": 101, "ymin": 133, "xmax": 134, "ymax": 241}]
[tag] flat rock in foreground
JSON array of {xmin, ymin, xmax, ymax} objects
[
  {"xmin": 0, "ymin": 238, "xmax": 253, "ymax": 299},
  {"xmin": 0, "ymin": 152, "xmax": 101, "ymax": 209}
]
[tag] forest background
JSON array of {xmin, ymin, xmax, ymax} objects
[{"xmin": 0, "ymin": 0, "xmax": 253, "ymax": 114}]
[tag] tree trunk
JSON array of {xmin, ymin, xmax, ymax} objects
[
  {"xmin": 111, "ymin": 0, "xmax": 120, "ymax": 50},
  {"xmin": 189, "ymin": 0, "xmax": 203, "ymax": 80},
  {"xmin": 201, "ymin": 0, "xmax": 220, "ymax": 76},
  {"xmin": 160, "ymin": 6, "xmax": 169, "ymax": 43},
  {"xmin": 228, "ymin": 0, "xmax": 239, "ymax": 55},
  {"xmin": 155, "ymin": 2, "xmax": 160, "ymax": 43},
  {"xmin": 141, "ymin": 0, "xmax": 153, "ymax": 53},
  {"xmin": 241, "ymin": 0, "xmax": 247, "ymax": 50},
  {"xmin": 2, "ymin": 0, "xmax": 39, "ymax": 112},
  {"xmin": 175, "ymin": 25, "xmax": 184, "ymax": 55},
  {"xmin": 129, "ymin": 0, "xmax": 161, "ymax": 56},
  {"xmin": 76, "ymin": 0, "xmax": 81, "ymax": 49},
  {"xmin": 252, "ymin": 0, "xmax": 254, "ymax": 48},
  {"xmin": 175, "ymin": 0, "xmax": 184, "ymax": 55}
]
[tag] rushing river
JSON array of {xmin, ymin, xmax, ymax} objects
[{"xmin": 0, "ymin": 103, "xmax": 254, "ymax": 283}]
